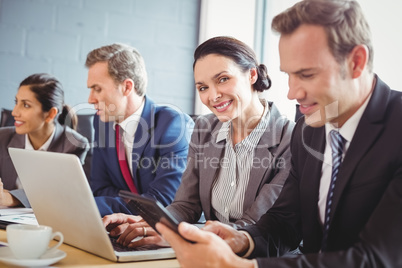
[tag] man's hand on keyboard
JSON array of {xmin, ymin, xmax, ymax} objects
[
  {"xmin": 102, "ymin": 213, "xmax": 169, "ymax": 248},
  {"xmin": 103, "ymin": 213, "xmax": 143, "ymax": 236}
]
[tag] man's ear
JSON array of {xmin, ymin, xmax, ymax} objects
[
  {"xmin": 348, "ymin": 44, "xmax": 369, "ymax": 79},
  {"xmin": 122, "ymin": 79, "xmax": 135, "ymax": 96},
  {"xmin": 45, "ymin": 107, "xmax": 58, "ymax": 123}
]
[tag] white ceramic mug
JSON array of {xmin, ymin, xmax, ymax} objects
[{"xmin": 6, "ymin": 224, "xmax": 64, "ymax": 259}]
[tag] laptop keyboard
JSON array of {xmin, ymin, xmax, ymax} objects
[{"xmin": 110, "ymin": 236, "xmax": 160, "ymax": 252}]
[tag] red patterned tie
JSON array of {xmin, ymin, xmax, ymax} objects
[{"xmin": 115, "ymin": 124, "xmax": 138, "ymax": 194}]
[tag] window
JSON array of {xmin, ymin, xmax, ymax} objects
[{"xmin": 195, "ymin": 0, "xmax": 257, "ymax": 115}]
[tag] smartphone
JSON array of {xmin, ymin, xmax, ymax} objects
[{"xmin": 119, "ymin": 190, "xmax": 193, "ymax": 242}]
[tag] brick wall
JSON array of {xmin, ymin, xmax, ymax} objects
[{"xmin": 0, "ymin": 0, "xmax": 200, "ymax": 114}]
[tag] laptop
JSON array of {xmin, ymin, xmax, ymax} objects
[{"xmin": 8, "ymin": 148, "xmax": 176, "ymax": 262}]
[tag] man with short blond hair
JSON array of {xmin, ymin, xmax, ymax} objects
[{"xmin": 86, "ymin": 43, "xmax": 193, "ymax": 216}]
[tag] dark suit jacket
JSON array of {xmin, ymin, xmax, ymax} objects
[
  {"xmin": 168, "ymin": 102, "xmax": 294, "ymax": 228},
  {"xmin": 0, "ymin": 123, "xmax": 89, "ymax": 207},
  {"xmin": 91, "ymin": 96, "xmax": 194, "ymax": 216},
  {"xmin": 243, "ymin": 76, "xmax": 402, "ymax": 267}
]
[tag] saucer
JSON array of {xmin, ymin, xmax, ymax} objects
[{"xmin": 0, "ymin": 247, "xmax": 66, "ymax": 267}]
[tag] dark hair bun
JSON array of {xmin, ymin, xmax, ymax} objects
[{"xmin": 254, "ymin": 64, "xmax": 272, "ymax": 92}]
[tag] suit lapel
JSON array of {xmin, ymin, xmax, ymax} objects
[
  {"xmin": 9, "ymin": 131, "xmax": 25, "ymax": 149},
  {"xmin": 300, "ymin": 122, "xmax": 326, "ymax": 243},
  {"xmin": 243, "ymin": 103, "xmax": 283, "ymax": 207},
  {"xmin": 47, "ymin": 123, "xmax": 63, "ymax": 152},
  {"xmin": 201, "ymin": 119, "xmax": 226, "ymax": 220},
  {"xmin": 131, "ymin": 97, "xmax": 153, "ymax": 188},
  {"xmin": 330, "ymin": 76, "xmax": 388, "ymax": 225}
]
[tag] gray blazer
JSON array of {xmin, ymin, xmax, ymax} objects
[
  {"xmin": 0, "ymin": 122, "xmax": 89, "ymax": 207},
  {"xmin": 167, "ymin": 102, "xmax": 295, "ymax": 228}
]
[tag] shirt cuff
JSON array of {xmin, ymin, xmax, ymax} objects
[{"xmin": 239, "ymin": 230, "xmax": 255, "ymax": 258}]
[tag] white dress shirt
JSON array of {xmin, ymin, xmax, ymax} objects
[
  {"xmin": 19, "ymin": 127, "xmax": 56, "ymax": 189},
  {"xmin": 318, "ymin": 93, "xmax": 372, "ymax": 224},
  {"xmin": 113, "ymin": 99, "xmax": 145, "ymax": 174},
  {"xmin": 24, "ymin": 128, "xmax": 55, "ymax": 151}
]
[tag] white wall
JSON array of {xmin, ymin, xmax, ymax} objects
[
  {"xmin": 261, "ymin": 0, "xmax": 300, "ymax": 121},
  {"xmin": 360, "ymin": 0, "xmax": 402, "ymax": 92},
  {"xmin": 195, "ymin": 0, "xmax": 256, "ymax": 115},
  {"xmin": 262, "ymin": 0, "xmax": 402, "ymax": 121}
]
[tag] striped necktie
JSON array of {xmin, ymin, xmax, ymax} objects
[
  {"xmin": 321, "ymin": 130, "xmax": 346, "ymax": 251},
  {"xmin": 115, "ymin": 124, "xmax": 138, "ymax": 194}
]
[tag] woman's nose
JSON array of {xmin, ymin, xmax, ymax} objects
[
  {"xmin": 208, "ymin": 87, "xmax": 222, "ymax": 103},
  {"xmin": 11, "ymin": 105, "xmax": 19, "ymax": 117}
]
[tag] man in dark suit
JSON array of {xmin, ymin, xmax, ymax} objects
[
  {"xmin": 155, "ymin": 1, "xmax": 402, "ymax": 267},
  {"xmin": 85, "ymin": 43, "xmax": 193, "ymax": 216}
]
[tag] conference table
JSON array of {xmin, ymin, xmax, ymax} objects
[{"xmin": 0, "ymin": 229, "xmax": 181, "ymax": 268}]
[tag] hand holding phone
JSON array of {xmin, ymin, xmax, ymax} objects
[{"xmin": 119, "ymin": 190, "xmax": 195, "ymax": 243}]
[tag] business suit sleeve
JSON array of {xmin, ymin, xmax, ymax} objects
[
  {"xmin": 90, "ymin": 116, "xmax": 124, "ymax": 197},
  {"xmin": 90, "ymin": 150, "xmax": 115, "ymax": 195},
  {"xmin": 252, "ymin": 167, "xmax": 402, "ymax": 267},
  {"xmin": 233, "ymin": 119, "xmax": 294, "ymax": 228},
  {"xmin": 8, "ymin": 189, "xmax": 30, "ymax": 208},
  {"xmin": 166, "ymin": 116, "xmax": 205, "ymax": 223},
  {"xmin": 241, "ymin": 121, "xmax": 305, "ymax": 258},
  {"xmin": 91, "ymin": 141, "xmax": 131, "ymax": 216},
  {"xmin": 140, "ymin": 110, "xmax": 194, "ymax": 207},
  {"xmin": 0, "ymin": 127, "xmax": 20, "ymax": 190}
]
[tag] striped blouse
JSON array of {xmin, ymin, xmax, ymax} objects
[{"xmin": 211, "ymin": 99, "xmax": 270, "ymax": 224}]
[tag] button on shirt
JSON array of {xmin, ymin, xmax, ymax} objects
[
  {"xmin": 113, "ymin": 99, "xmax": 145, "ymax": 174},
  {"xmin": 211, "ymin": 99, "xmax": 270, "ymax": 224}
]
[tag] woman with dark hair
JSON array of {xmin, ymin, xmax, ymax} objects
[
  {"xmin": 0, "ymin": 73, "xmax": 89, "ymax": 207},
  {"xmin": 103, "ymin": 36, "xmax": 295, "ymax": 248}
]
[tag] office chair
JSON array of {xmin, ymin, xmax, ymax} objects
[{"xmin": 0, "ymin": 108, "xmax": 14, "ymax": 127}]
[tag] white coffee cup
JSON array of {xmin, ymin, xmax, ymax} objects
[{"xmin": 6, "ymin": 224, "xmax": 64, "ymax": 259}]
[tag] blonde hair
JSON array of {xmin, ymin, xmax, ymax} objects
[{"xmin": 85, "ymin": 43, "xmax": 148, "ymax": 96}]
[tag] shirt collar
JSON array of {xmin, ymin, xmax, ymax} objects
[
  {"xmin": 216, "ymin": 99, "xmax": 270, "ymax": 143},
  {"xmin": 25, "ymin": 127, "xmax": 56, "ymax": 151},
  {"xmin": 113, "ymin": 98, "xmax": 145, "ymax": 138},
  {"xmin": 325, "ymin": 91, "xmax": 373, "ymax": 143},
  {"xmin": 216, "ymin": 121, "xmax": 230, "ymax": 143}
]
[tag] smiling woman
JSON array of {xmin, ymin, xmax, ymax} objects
[
  {"xmin": 178, "ymin": 36, "xmax": 292, "ymax": 223},
  {"xmin": 13, "ymin": 85, "xmax": 57, "ymax": 145},
  {"xmin": 101, "ymin": 36, "xmax": 295, "ymax": 249},
  {"xmin": 0, "ymin": 73, "xmax": 89, "ymax": 208}
]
